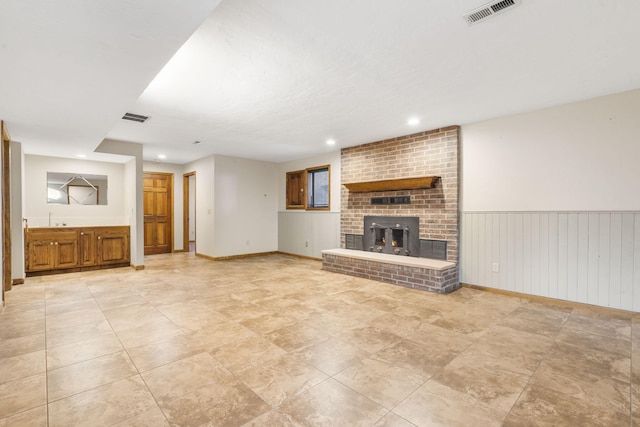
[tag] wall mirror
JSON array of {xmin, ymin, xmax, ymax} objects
[{"xmin": 47, "ymin": 172, "xmax": 108, "ymax": 205}]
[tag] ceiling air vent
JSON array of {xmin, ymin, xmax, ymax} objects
[
  {"xmin": 464, "ymin": 0, "xmax": 521, "ymax": 24},
  {"xmin": 122, "ymin": 112, "xmax": 149, "ymax": 123}
]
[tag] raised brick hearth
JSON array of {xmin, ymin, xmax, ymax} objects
[
  {"xmin": 322, "ymin": 249, "xmax": 459, "ymax": 294},
  {"xmin": 322, "ymin": 125, "xmax": 460, "ymax": 293}
]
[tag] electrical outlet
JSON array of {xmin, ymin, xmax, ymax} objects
[
  {"xmin": 245, "ymin": 240, "xmax": 250, "ymax": 246},
  {"xmin": 492, "ymin": 262, "xmax": 499, "ymax": 273},
  {"xmin": 305, "ymin": 241, "xmax": 308, "ymax": 247}
]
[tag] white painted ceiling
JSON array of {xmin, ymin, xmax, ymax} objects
[{"xmin": 2, "ymin": 0, "xmax": 640, "ymax": 164}]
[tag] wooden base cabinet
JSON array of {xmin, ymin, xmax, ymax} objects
[
  {"xmin": 26, "ymin": 226, "xmax": 130, "ymax": 276},
  {"xmin": 26, "ymin": 230, "xmax": 78, "ymax": 272},
  {"xmin": 97, "ymin": 228, "xmax": 130, "ymax": 265}
]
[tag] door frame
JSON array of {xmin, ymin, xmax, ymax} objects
[
  {"xmin": 183, "ymin": 172, "xmax": 195, "ymax": 253},
  {"xmin": 2, "ymin": 121, "xmax": 12, "ymax": 298}
]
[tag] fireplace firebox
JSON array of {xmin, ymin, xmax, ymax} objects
[{"xmin": 364, "ymin": 216, "xmax": 419, "ymax": 257}]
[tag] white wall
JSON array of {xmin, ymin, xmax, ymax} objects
[
  {"xmin": 462, "ymin": 89, "xmax": 640, "ymax": 212},
  {"xmin": 10, "ymin": 142, "xmax": 24, "ymax": 281},
  {"xmin": 122, "ymin": 158, "xmax": 141, "ymax": 266},
  {"xmin": 183, "ymin": 156, "xmax": 215, "ymax": 257},
  {"xmin": 460, "ymin": 89, "xmax": 640, "ymax": 311},
  {"xmin": 213, "ymin": 155, "xmax": 278, "ymax": 257},
  {"xmin": 143, "ymin": 161, "xmax": 185, "ymax": 251},
  {"xmin": 95, "ymin": 139, "xmax": 144, "ymax": 267},
  {"xmin": 277, "ymin": 151, "xmax": 341, "ymax": 258},
  {"xmin": 24, "ymin": 155, "xmax": 127, "ymax": 226}
]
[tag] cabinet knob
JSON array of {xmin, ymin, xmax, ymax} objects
[
  {"xmin": 80, "ymin": 232, "xmax": 84, "ymax": 235},
  {"xmin": 50, "ymin": 242, "xmax": 53, "ymax": 245},
  {"xmin": 98, "ymin": 236, "xmax": 101, "ymax": 240},
  {"xmin": 55, "ymin": 242, "xmax": 58, "ymax": 245}
]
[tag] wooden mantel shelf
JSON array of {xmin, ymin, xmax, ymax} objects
[{"xmin": 343, "ymin": 176, "xmax": 440, "ymax": 193}]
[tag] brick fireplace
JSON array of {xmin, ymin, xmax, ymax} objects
[{"xmin": 322, "ymin": 126, "xmax": 459, "ymax": 293}]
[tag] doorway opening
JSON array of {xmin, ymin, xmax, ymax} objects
[{"xmin": 183, "ymin": 172, "xmax": 196, "ymax": 253}]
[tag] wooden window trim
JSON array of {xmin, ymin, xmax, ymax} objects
[{"xmin": 285, "ymin": 165, "xmax": 330, "ymax": 211}]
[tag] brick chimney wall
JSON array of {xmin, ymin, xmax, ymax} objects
[{"xmin": 340, "ymin": 125, "xmax": 459, "ymax": 262}]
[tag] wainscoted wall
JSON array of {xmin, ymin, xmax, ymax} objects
[
  {"xmin": 460, "ymin": 211, "xmax": 640, "ymax": 311},
  {"xmin": 277, "ymin": 152, "xmax": 341, "ymax": 259},
  {"xmin": 278, "ymin": 211, "xmax": 340, "ymax": 259}
]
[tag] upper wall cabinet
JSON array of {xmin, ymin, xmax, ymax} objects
[{"xmin": 286, "ymin": 170, "xmax": 306, "ymax": 209}]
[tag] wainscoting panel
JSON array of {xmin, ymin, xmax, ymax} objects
[
  {"xmin": 278, "ymin": 211, "xmax": 340, "ymax": 259},
  {"xmin": 460, "ymin": 212, "xmax": 640, "ymax": 312}
]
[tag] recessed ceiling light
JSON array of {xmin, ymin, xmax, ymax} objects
[
  {"xmin": 76, "ymin": 154, "xmax": 86, "ymax": 158},
  {"xmin": 408, "ymin": 117, "xmax": 420, "ymax": 126},
  {"xmin": 158, "ymin": 154, "xmax": 167, "ymax": 159},
  {"xmin": 326, "ymin": 139, "xmax": 336, "ymax": 146}
]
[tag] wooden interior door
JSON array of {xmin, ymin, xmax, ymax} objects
[{"xmin": 143, "ymin": 172, "xmax": 173, "ymax": 255}]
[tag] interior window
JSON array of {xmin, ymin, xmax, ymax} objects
[{"xmin": 307, "ymin": 166, "xmax": 329, "ymax": 209}]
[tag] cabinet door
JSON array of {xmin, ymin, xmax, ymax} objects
[
  {"xmin": 27, "ymin": 240, "xmax": 56, "ymax": 271},
  {"xmin": 79, "ymin": 230, "xmax": 97, "ymax": 266},
  {"xmin": 56, "ymin": 239, "xmax": 79, "ymax": 269},
  {"xmin": 52, "ymin": 231, "xmax": 79, "ymax": 269},
  {"xmin": 286, "ymin": 170, "xmax": 306, "ymax": 209},
  {"xmin": 97, "ymin": 231, "xmax": 130, "ymax": 265}
]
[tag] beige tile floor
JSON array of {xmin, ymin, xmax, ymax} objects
[{"xmin": 0, "ymin": 252, "xmax": 638, "ymax": 426}]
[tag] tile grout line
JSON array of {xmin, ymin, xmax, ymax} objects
[
  {"xmin": 95, "ymin": 271, "xmax": 174, "ymax": 427},
  {"xmin": 44, "ymin": 281, "xmax": 50, "ymax": 427},
  {"xmin": 11, "ymin": 252, "xmax": 638, "ymax": 425},
  {"xmin": 630, "ymin": 318, "xmax": 634, "ymax": 425},
  {"xmin": 43, "ymin": 276, "xmax": 164, "ymax": 424},
  {"xmin": 501, "ymin": 306, "xmax": 574, "ymax": 424}
]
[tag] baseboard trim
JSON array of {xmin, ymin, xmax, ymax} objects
[
  {"xmin": 130, "ymin": 264, "xmax": 145, "ymax": 271},
  {"xmin": 275, "ymin": 251, "xmax": 322, "ymax": 262},
  {"xmin": 196, "ymin": 251, "xmax": 279, "ymax": 261},
  {"xmin": 26, "ymin": 263, "xmax": 131, "ymax": 277},
  {"xmin": 194, "ymin": 252, "xmax": 215, "ymax": 262},
  {"xmin": 460, "ymin": 283, "xmax": 639, "ymax": 317},
  {"xmin": 11, "ymin": 278, "xmax": 25, "ymax": 286},
  {"xmin": 195, "ymin": 251, "xmax": 322, "ymax": 262}
]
